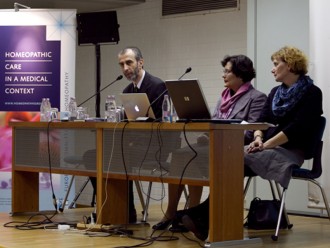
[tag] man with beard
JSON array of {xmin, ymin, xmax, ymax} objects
[
  {"xmin": 118, "ymin": 46, "xmax": 166, "ymax": 119},
  {"xmin": 117, "ymin": 46, "xmax": 167, "ymax": 222},
  {"xmin": 83, "ymin": 47, "xmax": 167, "ymax": 224}
]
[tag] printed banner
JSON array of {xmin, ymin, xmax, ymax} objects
[{"xmin": 0, "ymin": 9, "xmax": 76, "ymax": 212}]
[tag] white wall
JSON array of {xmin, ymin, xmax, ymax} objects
[
  {"xmin": 247, "ymin": 0, "xmax": 309, "ymax": 93},
  {"xmin": 76, "ymin": 0, "xmax": 247, "ymax": 116},
  {"xmin": 74, "ymin": 0, "xmax": 249, "ymax": 207},
  {"xmin": 309, "ymin": 0, "xmax": 330, "ymax": 214}
]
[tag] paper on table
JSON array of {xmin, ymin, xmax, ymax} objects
[{"xmin": 240, "ymin": 120, "xmax": 276, "ymax": 127}]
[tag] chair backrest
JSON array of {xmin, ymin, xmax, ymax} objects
[
  {"xmin": 313, "ymin": 116, "xmax": 326, "ymax": 152},
  {"xmin": 292, "ymin": 116, "xmax": 326, "ymax": 179},
  {"xmin": 304, "ymin": 116, "xmax": 326, "ymax": 160}
]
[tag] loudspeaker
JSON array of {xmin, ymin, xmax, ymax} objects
[{"xmin": 76, "ymin": 11, "xmax": 120, "ymax": 45}]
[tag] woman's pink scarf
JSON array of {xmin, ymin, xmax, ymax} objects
[{"xmin": 216, "ymin": 82, "xmax": 252, "ymax": 119}]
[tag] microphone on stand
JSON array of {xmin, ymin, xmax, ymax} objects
[
  {"xmin": 178, "ymin": 67, "xmax": 192, "ymax": 80},
  {"xmin": 77, "ymin": 75, "xmax": 123, "ymax": 107},
  {"xmin": 142, "ymin": 67, "xmax": 192, "ymax": 121}
]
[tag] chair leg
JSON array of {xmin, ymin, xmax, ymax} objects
[
  {"xmin": 59, "ymin": 175, "xmax": 75, "ymax": 212},
  {"xmin": 141, "ymin": 182, "xmax": 153, "ymax": 222},
  {"xmin": 134, "ymin": 181, "xmax": 146, "ymax": 221},
  {"xmin": 68, "ymin": 177, "xmax": 90, "ymax": 209},
  {"xmin": 309, "ymin": 179, "xmax": 330, "ymax": 220},
  {"xmin": 140, "ymin": 182, "xmax": 190, "ymax": 222},
  {"xmin": 272, "ymin": 188, "xmax": 287, "ymax": 241},
  {"xmin": 183, "ymin": 185, "xmax": 190, "ymax": 209},
  {"xmin": 274, "ymin": 182, "xmax": 292, "ymax": 228},
  {"xmin": 268, "ymin": 180, "xmax": 277, "ymax": 199},
  {"xmin": 244, "ymin": 177, "xmax": 253, "ymax": 197}
]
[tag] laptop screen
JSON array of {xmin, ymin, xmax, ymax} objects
[
  {"xmin": 165, "ymin": 79, "xmax": 211, "ymax": 120},
  {"xmin": 119, "ymin": 93, "xmax": 156, "ymax": 121}
]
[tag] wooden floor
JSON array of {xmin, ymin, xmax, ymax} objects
[{"xmin": 1, "ymin": 205, "xmax": 330, "ymax": 248}]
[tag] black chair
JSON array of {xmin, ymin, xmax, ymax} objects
[
  {"xmin": 244, "ymin": 116, "xmax": 328, "ymax": 241},
  {"xmin": 136, "ymin": 131, "xmax": 184, "ymax": 222}
]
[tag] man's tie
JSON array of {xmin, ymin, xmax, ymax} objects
[{"xmin": 133, "ymin": 86, "xmax": 138, "ymax": 93}]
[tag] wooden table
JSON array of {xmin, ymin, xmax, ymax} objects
[{"xmin": 10, "ymin": 121, "xmax": 267, "ymax": 246}]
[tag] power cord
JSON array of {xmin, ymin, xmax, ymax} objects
[
  {"xmin": 2, "ymin": 211, "xmax": 76, "ymax": 230},
  {"xmin": 112, "ymin": 229, "xmax": 179, "ymax": 248},
  {"xmin": 137, "ymin": 121, "xmax": 168, "ymax": 203},
  {"xmin": 180, "ymin": 232, "xmax": 204, "ymax": 247}
]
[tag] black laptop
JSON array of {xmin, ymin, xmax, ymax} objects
[{"xmin": 164, "ymin": 79, "xmax": 242, "ymax": 124}]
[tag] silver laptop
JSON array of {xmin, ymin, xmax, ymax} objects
[
  {"xmin": 165, "ymin": 79, "xmax": 241, "ymax": 123},
  {"xmin": 119, "ymin": 93, "xmax": 156, "ymax": 121}
]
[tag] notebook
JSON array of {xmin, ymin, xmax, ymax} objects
[
  {"xmin": 165, "ymin": 79, "xmax": 242, "ymax": 123},
  {"xmin": 119, "ymin": 93, "xmax": 156, "ymax": 121}
]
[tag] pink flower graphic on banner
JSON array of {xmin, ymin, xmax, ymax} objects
[
  {"xmin": 0, "ymin": 127, "xmax": 12, "ymax": 172},
  {"xmin": 0, "ymin": 111, "xmax": 39, "ymax": 171}
]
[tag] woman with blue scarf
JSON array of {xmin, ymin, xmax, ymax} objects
[
  {"xmin": 181, "ymin": 46, "xmax": 323, "ymax": 241},
  {"xmin": 245, "ymin": 46, "xmax": 323, "ymax": 188}
]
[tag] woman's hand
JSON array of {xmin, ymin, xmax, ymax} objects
[{"xmin": 247, "ymin": 137, "xmax": 264, "ymax": 153}]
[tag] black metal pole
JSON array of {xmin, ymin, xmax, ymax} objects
[{"xmin": 95, "ymin": 44, "xmax": 101, "ymax": 117}]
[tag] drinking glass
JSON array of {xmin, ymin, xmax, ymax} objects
[{"xmin": 76, "ymin": 107, "xmax": 88, "ymax": 120}]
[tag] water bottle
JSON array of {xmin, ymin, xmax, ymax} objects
[
  {"xmin": 68, "ymin": 97, "xmax": 77, "ymax": 121},
  {"xmin": 45, "ymin": 98, "xmax": 52, "ymax": 121},
  {"xmin": 40, "ymin": 98, "xmax": 47, "ymax": 122},
  {"xmin": 40, "ymin": 98, "xmax": 51, "ymax": 122},
  {"xmin": 105, "ymin": 95, "xmax": 117, "ymax": 122},
  {"xmin": 162, "ymin": 95, "xmax": 171, "ymax": 123},
  {"xmin": 171, "ymin": 99, "xmax": 178, "ymax": 122}
]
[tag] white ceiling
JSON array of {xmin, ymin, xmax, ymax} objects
[{"xmin": 0, "ymin": 0, "xmax": 145, "ymax": 13}]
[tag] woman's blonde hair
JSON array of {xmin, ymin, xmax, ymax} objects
[{"xmin": 271, "ymin": 46, "xmax": 308, "ymax": 75}]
